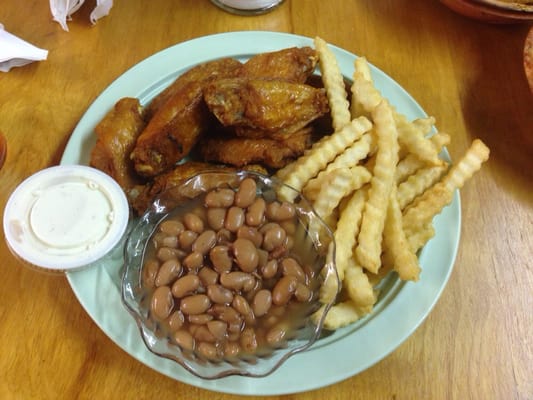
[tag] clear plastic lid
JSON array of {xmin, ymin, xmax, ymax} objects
[{"xmin": 3, "ymin": 165, "xmax": 130, "ymax": 272}]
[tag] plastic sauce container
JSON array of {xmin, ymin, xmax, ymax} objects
[{"xmin": 3, "ymin": 165, "xmax": 130, "ymax": 273}]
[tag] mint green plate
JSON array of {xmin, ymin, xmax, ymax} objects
[{"xmin": 62, "ymin": 31, "xmax": 461, "ymax": 395}]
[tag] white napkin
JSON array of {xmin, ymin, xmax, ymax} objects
[
  {"xmin": 50, "ymin": 0, "xmax": 113, "ymax": 31},
  {"xmin": 0, "ymin": 24, "xmax": 48, "ymax": 73}
]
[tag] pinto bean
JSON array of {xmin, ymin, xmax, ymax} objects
[
  {"xmin": 192, "ymin": 230, "xmax": 216, "ymax": 255},
  {"xmin": 233, "ymin": 238, "xmax": 259, "ymax": 272},
  {"xmin": 225, "ymin": 206, "xmax": 245, "ymax": 232},
  {"xmin": 245, "ymin": 197, "xmax": 266, "ymax": 226},
  {"xmin": 219, "ymin": 271, "xmax": 255, "ymax": 291},
  {"xmin": 209, "ymin": 245, "xmax": 233, "ymax": 273},
  {"xmin": 272, "ymin": 275, "xmax": 298, "ymax": 306},
  {"xmin": 207, "ymin": 284, "xmax": 234, "ymax": 304},
  {"xmin": 155, "ymin": 258, "xmax": 182, "ymax": 287},
  {"xmin": 183, "ymin": 212, "xmax": 204, "ymax": 233},
  {"xmin": 252, "ymin": 289, "xmax": 272, "ymax": 317},
  {"xmin": 206, "ymin": 207, "xmax": 226, "ymax": 231},
  {"xmin": 159, "ymin": 219, "xmax": 185, "ymax": 236},
  {"xmin": 234, "ymin": 178, "xmax": 257, "ymax": 208},
  {"xmin": 172, "ymin": 274, "xmax": 201, "ymax": 298},
  {"xmin": 205, "ymin": 188, "xmax": 235, "ymax": 208},
  {"xmin": 150, "ymin": 286, "xmax": 174, "ymax": 320},
  {"xmin": 280, "ymin": 257, "xmax": 307, "ymax": 284},
  {"xmin": 174, "ymin": 329, "xmax": 194, "ymax": 351},
  {"xmin": 180, "ymin": 294, "xmax": 211, "ymax": 315}
]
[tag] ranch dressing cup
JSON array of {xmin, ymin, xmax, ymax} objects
[
  {"xmin": 210, "ymin": 0, "xmax": 285, "ymax": 15},
  {"xmin": 3, "ymin": 165, "xmax": 130, "ymax": 273}
]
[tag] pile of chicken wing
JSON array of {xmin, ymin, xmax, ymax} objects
[{"xmin": 89, "ymin": 47, "xmax": 331, "ymax": 214}]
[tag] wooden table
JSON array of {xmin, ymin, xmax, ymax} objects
[{"xmin": 1, "ymin": 1, "xmax": 531, "ymax": 399}]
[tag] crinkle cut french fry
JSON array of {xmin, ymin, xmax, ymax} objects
[
  {"xmin": 311, "ymin": 168, "xmax": 370, "ymax": 242},
  {"xmin": 316, "ymin": 301, "xmax": 373, "ymax": 330},
  {"xmin": 304, "ymin": 164, "xmax": 371, "ymax": 202},
  {"xmin": 303, "ymin": 134, "xmax": 374, "ymax": 199},
  {"xmin": 314, "ymin": 36, "xmax": 351, "ymax": 131},
  {"xmin": 397, "ymin": 164, "xmax": 447, "ymax": 210},
  {"xmin": 384, "ymin": 186, "xmax": 421, "ymax": 281},
  {"xmin": 395, "ymin": 131, "xmax": 451, "ymax": 183},
  {"xmin": 395, "ymin": 113, "xmax": 443, "ymax": 167},
  {"xmin": 351, "ymin": 71, "xmax": 383, "ymax": 115},
  {"xmin": 344, "ymin": 257, "xmax": 377, "ymax": 306},
  {"xmin": 441, "ymin": 139, "xmax": 490, "ymax": 193},
  {"xmin": 403, "ymin": 139, "xmax": 489, "ymax": 234},
  {"xmin": 332, "ymin": 187, "xmax": 367, "ymax": 282},
  {"xmin": 277, "ymin": 116, "xmax": 372, "ymax": 201},
  {"xmin": 354, "ymin": 56, "xmax": 373, "ymax": 82},
  {"xmin": 316, "ymin": 241, "xmax": 340, "ymax": 309},
  {"xmin": 356, "ymin": 100, "xmax": 399, "ymax": 274},
  {"xmin": 406, "ymin": 222, "xmax": 436, "ymax": 253},
  {"xmin": 351, "ymin": 57, "xmax": 373, "ymax": 118}
]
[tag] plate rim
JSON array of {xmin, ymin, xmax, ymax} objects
[{"xmin": 63, "ymin": 31, "xmax": 461, "ymax": 396}]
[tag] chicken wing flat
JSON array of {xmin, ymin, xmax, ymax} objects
[
  {"xmin": 145, "ymin": 58, "xmax": 243, "ymax": 119},
  {"xmin": 203, "ymin": 78, "xmax": 329, "ymax": 139},
  {"xmin": 241, "ymin": 47, "xmax": 317, "ymax": 83},
  {"xmin": 130, "ymin": 80, "xmax": 214, "ymax": 178},
  {"xmin": 89, "ymin": 97, "xmax": 145, "ymax": 193},
  {"xmin": 199, "ymin": 127, "xmax": 313, "ymax": 169}
]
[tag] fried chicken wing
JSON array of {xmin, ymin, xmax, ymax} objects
[
  {"xmin": 241, "ymin": 47, "xmax": 317, "ymax": 83},
  {"xmin": 130, "ymin": 80, "xmax": 214, "ymax": 177},
  {"xmin": 89, "ymin": 97, "xmax": 145, "ymax": 192},
  {"xmin": 199, "ymin": 127, "xmax": 313, "ymax": 169},
  {"xmin": 203, "ymin": 78, "xmax": 329, "ymax": 139},
  {"xmin": 145, "ymin": 58, "xmax": 243, "ymax": 119}
]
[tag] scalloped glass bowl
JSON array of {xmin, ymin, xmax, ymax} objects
[{"xmin": 121, "ymin": 170, "xmax": 339, "ymax": 379}]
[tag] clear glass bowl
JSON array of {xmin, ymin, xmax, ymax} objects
[{"xmin": 121, "ymin": 170, "xmax": 339, "ymax": 379}]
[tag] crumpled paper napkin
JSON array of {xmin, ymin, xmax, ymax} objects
[
  {"xmin": 50, "ymin": 0, "xmax": 113, "ymax": 31},
  {"xmin": 0, "ymin": 24, "xmax": 48, "ymax": 72}
]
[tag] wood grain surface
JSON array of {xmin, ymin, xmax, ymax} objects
[{"xmin": 0, "ymin": 1, "xmax": 531, "ymax": 399}]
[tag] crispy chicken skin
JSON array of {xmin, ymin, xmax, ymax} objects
[
  {"xmin": 89, "ymin": 97, "xmax": 145, "ymax": 192},
  {"xmin": 199, "ymin": 127, "xmax": 313, "ymax": 169},
  {"xmin": 241, "ymin": 46, "xmax": 317, "ymax": 83},
  {"xmin": 130, "ymin": 80, "xmax": 214, "ymax": 177},
  {"xmin": 145, "ymin": 58, "xmax": 243, "ymax": 119},
  {"xmin": 203, "ymin": 78, "xmax": 329, "ymax": 139}
]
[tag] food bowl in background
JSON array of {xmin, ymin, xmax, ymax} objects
[
  {"xmin": 121, "ymin": 170, "xmax": 339, "ymax": 379},
  {"xmin": 440, "ymin": 0, "xmax": 533, "ymax": 23}
]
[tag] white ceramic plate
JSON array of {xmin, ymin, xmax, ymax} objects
[{"xmin": 62, "ymin": 31, "xmax": 461, "ymax": 396}]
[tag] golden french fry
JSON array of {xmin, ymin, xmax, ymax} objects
[
  {"xmin": 314, "ymin": 36, "xmax": 351, "ymax": 131},
  {"xmin": 412, "ymin": 116, "xmax": 436, "ymax": 135},
  {"xmin": 354, "ymin": 56, "xmax": 373, "ymax": 82},
  {"xmin": 311, "ymin": 168, "xmax": 371, "ymax": 240},
  {"xmin": 316, "ymin": 241, "xmax": 340, "ymax": 307},
  {"xmin": 355, "ymin": 100, "xmax": 399, "ymax": 274},
  {"xmin": 395, "ymin": 131, "xmax": 451, "ymax": 183},
  {"xmin": 351, "ymin": 57, "xmax": 373, "ymax": 118},
  {"xmin": 344, "ymin": 257, "xmax": 377, "ymax": 306},
  {"xmin": 397, "ymin": 164, "xmax": 447, "ymax": 210},
  {"xmin": 403, "ymin": 139, "xmax": 489, "ymax": 234},
  {"xmin": 304, "ymin": 164, "xmax": 371, "ymax": 202},
  {"xmin": 383, "ymin": 185, "xmax": 421, "ymax": 281},
  {"xmin": 332, "ymin": 187, "xmax": 367, "ymax": 281},
  {"xmin": 303, "ymin": 134, "xmax": 374, "ymax": 199},
  {"xmin": 317, "ymin": 301, "xmax": 373, "ymax": 330},
  {"xmin": 406, "ymin": 222, "xmax": 436, "ymax": 253},
  {"xmin": 277, "ymin": 116, "xmax": 372, "ymax": 201},
  {"xmin": 395, "ymin": 113, "xmax": 443, "ymax": 167},
  {"xmin": 351, "ymin": 71, "xmax": 383, "ymax": 115}
]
